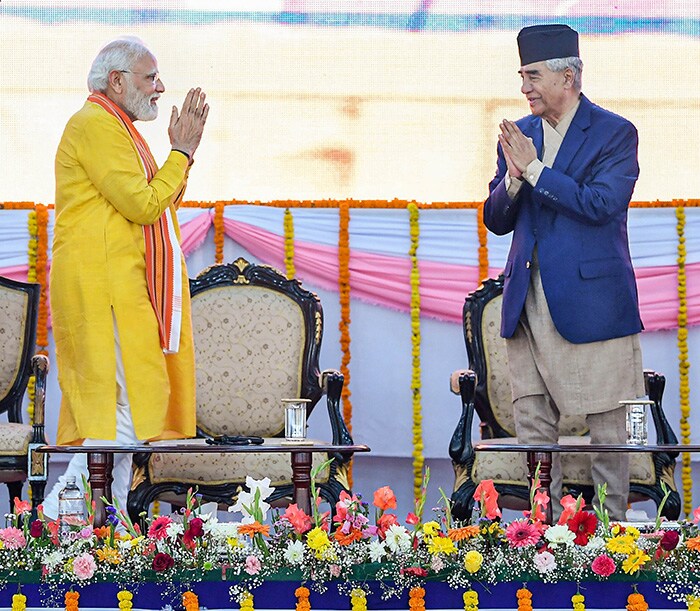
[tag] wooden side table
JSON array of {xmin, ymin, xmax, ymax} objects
[
  {"xmin": 38, "ymin": 439, "xmax": 370, "ymax": 526},
  {"xmin": 473, "ymin": 441, "xmax": 688, "ymax": 524}
]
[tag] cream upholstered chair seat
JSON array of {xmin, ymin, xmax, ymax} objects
[
  {"xmin": 147, "ymin": 451, "xmax": 331, "ymax": 487},
  {"xmin": 128, "ymin": 258, "xmax": 354, "ymax": 519},
  {"xmin": 449, "ymin": 276, "xmax": 680, "ymax": 519},
  {"xmin": 0, "ymin": 275, "xmax": 49, "ymax": 510},
  {"xmin": 0, "ymin": 423, "xmax": 37, "ymax": 456}
]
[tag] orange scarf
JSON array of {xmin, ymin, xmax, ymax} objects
[{"xmin": 88, "ymin": 92, "xmax": 183, "ymax": 354}]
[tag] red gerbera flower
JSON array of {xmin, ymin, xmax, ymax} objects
[{"xmin": 568, "ymin": 510, "xmax": 598, "ymax": 545}]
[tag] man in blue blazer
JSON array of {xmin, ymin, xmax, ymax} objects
[{"xmin": 483, "ymin": 24, "xmax": 645, "ymax": 520}]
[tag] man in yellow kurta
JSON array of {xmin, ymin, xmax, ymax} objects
[{"xmin": 43, "ymin": 37, "xmax": 209, "ymax": 519}]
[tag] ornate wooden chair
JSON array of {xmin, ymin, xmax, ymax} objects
[
  {"xmin": 0, "ymin": 275, "xmax": 49, "ymax": 511},
  {"xmin": 128, "ymin": 258, "xmax": 354, "ymax": 519},
  {"xmin": 449, "ymin": 275, "xmax": 680, "ymax": 521}
]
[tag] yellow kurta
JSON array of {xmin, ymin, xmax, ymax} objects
[{"xmin": 52, "ymin": 101, "xmax": 196, "ymax": 445}]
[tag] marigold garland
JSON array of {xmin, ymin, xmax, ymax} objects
[
  {"xmin": 295, "ymin": 586, "xmax": 311, "ymax": 611},
  {"xmin": 214, "ymin": 201, "xmax": 225, "ymax": 264},
  {"xmin": 688, "ymin": 595, "xmax": 700, "ymax": 611},
  {"xmin": 26, "ymin": 210, "xmax": 39, "ymax": 425},
  {"xmin": 4, "ymin": 197, "xmax": 700, "ymax": 498},
  {"xmin": 626, "ymin": 590, "xmax": 649, "ymax": 611},
  {"xmin": 407, "ymin": 202, "xmax": 424, "ymax": 498},
  {"xmin": 11, "ymin": 592, "xmax": 26, "ymax": 611},
  {"xmin": 476, "ymin": 202, "xmax": 489, "ymax": 282},
  {"xmin": 239, "ymin": 591, "xmax": 254, "ymax": 611},
  {"xmin": 676, "ymin": 205, "xmax": 693, "ymax": 517},
  {"xmin": 572, "ymin": 592, "xmax": 586, "ymax": 611},
  {"xmin": 338, "ymin": 201, "xmax": 353, "ymax": 486},
  {"xmin": 409, "ymin": 587, "xmax": 426, "ymax": 611},
  {"xmin": 284, "ymin": 207, "xmax": 296, "ymax": 279},
  {"xmin": 65, "ymin": 590, "xmax": 79, "ymax": 611},
  {"xmin": 463, "ymin": 589, "xmax": 479, "ymax": 611},
  {"xmin": 183, "ymin": 590, "xmax": 200, "ymax": 611},
  {"xmin": 117, "ymin": 590, "xmax": 133, "ymax": 610},
  {"xmin": 517, "ymin": 586, "xmax": 533, "ymax": 611},
  {"xmin": 34, "ymin": 204, "xmax": 50, "ymax": 353},
  {"xmin": 350, "ymin": 587, "xmax": 367, "ymax": 611}
]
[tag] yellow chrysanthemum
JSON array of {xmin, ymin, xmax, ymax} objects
[
  {"xmin": 622, "ymin": 549, "xmax": 650, "ymax": 575},
  {"xmin": 625, "ymin": 526, "xmax": 641, "ymax": 540},
  {"xmin": 428, "ymin": 535, "xmax": 457, "ymax": 555},
  {"xmin": 464, "ymin": 550, "xmax": 483, "ymax": 574},
  {"xmin": 423, "ymin": 521, "xmax": 441, "ymax": 536},
  {"xmin": 606, "ymin": 535, "xmax": 637, "ymax": 555},
  {"xmin": 307, "ymin": 527, "xmax": 331, "ymax": 551}
]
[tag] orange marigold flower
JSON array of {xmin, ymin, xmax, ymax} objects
[{"xmin": 237, "ymin": 522, "xmax": 270, "ymax": 538}]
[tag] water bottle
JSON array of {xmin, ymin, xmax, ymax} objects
[{"xmin": 58, "ymin": 475, "xmax": 85, "ymax": 536}]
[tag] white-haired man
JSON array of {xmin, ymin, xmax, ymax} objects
[
  {"xmin": 483, "ymin": 24, "xmax": 645, "ymax": 521},
  {"xmin": 43, "ymin": 37, "xmax": 208, "ymax": 519}
]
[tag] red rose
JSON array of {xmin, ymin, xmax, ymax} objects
[
  {"xmin": 660, "ymin": 530, "xmax": 680, "ymax": 551},
  {"xmin": 152, "ymin": 552, "xmax": 174, "ymax": 572},
  {"xmin": 186, "ymin": 517, "xmax": 204, "ymax": 538},
  {"xmin": 30, "ymin": 519, "xmax": 44, "ymax": 538}
]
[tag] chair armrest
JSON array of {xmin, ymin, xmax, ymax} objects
[
  {"xmin": 448, "ymin": 370, "xmax": 477, "ymax": 464},
  {"xmin": 30, "ymin": 354, "xmax": 49, "ymax": 434},
  {"xmin": 28, "ymin": 354, "xmax": 49, "ymax": 486},
  {"xmin": 450, "ymin": 369, "xmax": 470, "ymax": 394},
  {"xmin": 319, "ymin": 369, "xmax": 354, "ymax": 448}
]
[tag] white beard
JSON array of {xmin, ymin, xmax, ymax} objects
[{"xmin": 123, "ymin": 85, "xmax": 158, "ymax": 121}]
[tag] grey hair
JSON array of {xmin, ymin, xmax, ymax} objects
[
  {"xmin": 87, "ymin": 37, "xmax": 152, "ymax": 93},
  {"xmin": 545, "ymin": 56, "xmax": 583, "ymax": 90}
]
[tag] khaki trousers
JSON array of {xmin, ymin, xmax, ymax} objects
[
  {"xmin": 506, "ymin": 251, "xmax": 643, "ymax": 521},
  {"xmin": 513, "ymin": 395, "xmax": 629, "ymax": 520}
]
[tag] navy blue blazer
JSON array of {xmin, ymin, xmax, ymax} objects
[{"xmin": 483, "ymin": 95, "xmax": 643, "ymax": 344}]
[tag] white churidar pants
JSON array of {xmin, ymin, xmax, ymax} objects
[{"xmin": 42, "ymin": 311, "xmax": 141, "ymax": 520}]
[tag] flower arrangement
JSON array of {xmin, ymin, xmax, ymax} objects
[{"xmin": 1, "ymin": 474, "xmax": 700, "ymax": 607}]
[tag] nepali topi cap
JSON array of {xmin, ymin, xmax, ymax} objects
[{"xmin": 517, "ymin": 24, "xmax": 579, "ymax": 66}]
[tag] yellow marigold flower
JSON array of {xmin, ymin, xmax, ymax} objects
[
  {"xmin": 428, "ymin": 535, "xmax": 457, "ymax": 555},
  {"xmin": 622, "ymin": 549, "xmax": 650, "ymax": 575},
  {"xmin": 464, "ymin": 550, "xmax": 483, "ymax": 574},
  {"xmin": 606, "ymin": 535, "xmax": 636, "ymax": 555},
  {"xmin": 423, "ymin": 521, "xmax": 441, "ymax": 536}
]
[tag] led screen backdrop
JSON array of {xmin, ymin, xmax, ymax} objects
[{"xmin": 1, "ymin": 1, "xmax": 698, "ymax": 204}]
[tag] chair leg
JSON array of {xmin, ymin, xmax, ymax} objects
[
  {"xmin": 30, "ymin": 480, "xmax": 47, "ymax": 512},
  {"xmin": 6, "ymin": 481, "xmax": 24, "ymax": 512}
]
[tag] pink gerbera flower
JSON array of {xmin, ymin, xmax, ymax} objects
[
  {"xmin": 505, "ymin": 519, "xmax": 541, "ymax": 548},
  {"xmin": 147, "ymin": 515, "xmax": 172, "ymax": 540}
]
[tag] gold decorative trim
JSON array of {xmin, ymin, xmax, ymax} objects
[{"xmin": 315, "ymin": 311, "xmax": 322, "ymax": 344}]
